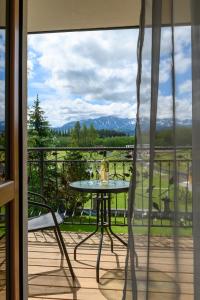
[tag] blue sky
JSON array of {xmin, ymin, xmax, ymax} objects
[{"xmin": 1, "ymin": 27, "xmax": 192, "ymax": 126}]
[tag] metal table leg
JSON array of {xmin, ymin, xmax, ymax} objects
[
  {"xmin": 105, "ymin": 227, "xmax": 114, "ymax": 253},
  {"xmin": 107, "ymin": 194, "xmax": 127, "ymax": 246},
  {"xmin": 103, "ymin": 194, "xmax": 114, "ymax": 252},
  {"xmin": 74, "ymin": 196, "xmax": 99, "ymax": 260},
  {"xmin": 96, "ymin": 194, "xmax": 104, "ymax": 282},
  {"xmin": 74, "ymin": 191, "xmax": 138, "ymax": 282},
  {"xmin": 107, "ymin": 194, "xmax": 139, "ymax": 267}
]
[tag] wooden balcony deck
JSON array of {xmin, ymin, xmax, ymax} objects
[{"xmin": 28, "ymin": 231, "xmax": 194, "ymax": 300}]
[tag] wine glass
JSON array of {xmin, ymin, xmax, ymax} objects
[{"xmin": 87, "ymin": 167, "xmax": 94, "ymax": 184}]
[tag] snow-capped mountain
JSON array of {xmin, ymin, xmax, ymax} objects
[
  {"xmin": 55, "ymin": 116, "xmax": 191, "ymax": 135},
  {"xmin": 55, "ymin": 116, "xmax": 135, "ymax": 134}
]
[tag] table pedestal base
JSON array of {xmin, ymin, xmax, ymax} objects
[{"xmin": 74, "ymin": 193, "xmax": 138, "ymax": 282}]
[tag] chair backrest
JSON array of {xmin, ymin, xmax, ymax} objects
[
  {"xmin": 28, "ymin": 191, "xmax": 48, "ymax": 218},
  {"xmin": 28, "ymin": 191, "xmax": 67, "ymax": 218},
  {"xmin": 28, "ymin": 191, "xmax": 47, "ymax": 203}
]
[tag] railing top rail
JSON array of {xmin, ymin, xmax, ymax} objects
[
  {"xmin": 28, "ymin": 146, "xmax": 134, "ymax": 151},
  {"xmin": 27, "ymin": 159, "xmax": 192, "ymax": 163},
  {"xmin": 27, "ymin": 146, "xmax": 192, "ymax": 151}
]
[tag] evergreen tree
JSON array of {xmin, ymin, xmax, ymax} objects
[
  {"xmin": 71, "ymin": 121, "xmax": 81, "ymax": 146},
  {"xmin": 81, "ymin": 123, "xmax": 88, "ymax": 146},
  {"xmin": 89, "ymin": 123, "xmax": 98, "ymax": 146},
  {"xmin": 28, "ymin": 95, "xmax": 57, "ymax": 147},
  {"xmin": 70, "ymin": 121, "xmax": 98, "ymax": 146}
]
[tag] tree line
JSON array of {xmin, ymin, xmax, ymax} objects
[
  {"xmin": 28, "ymin": 96, "xmax": 130, "ymax": 147},
  {"xmin": 28, "ymin": 95, "xmax": 192, "ymax": 148},
  {"xmin": 70, "ymin": 121, "xmax": 98, "ymax": 147}
]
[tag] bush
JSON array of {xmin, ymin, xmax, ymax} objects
[
  {"xmin": 56, "ymin": 152, "xmax": 90, "ymax": 212},
  {"xmin": 28, "ymin": 151, "xmax": 90, "ymax": 213}
]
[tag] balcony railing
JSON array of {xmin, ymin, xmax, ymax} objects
[
  {"xmin": 0, "ymin": 146, "xmax": 192, "ymax": 227},
  {"xmin": 24, "ymin": 146, "xmax": 192, "ymax": 228}
]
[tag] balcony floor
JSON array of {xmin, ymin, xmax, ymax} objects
[{"xmin": 28, "ymin": 231, "xmax": 194, "ymax": 300}]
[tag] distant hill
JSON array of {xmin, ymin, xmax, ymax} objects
[{"xmin": 54, "ymin": 116, "xmax": 192, "ymax": 135}]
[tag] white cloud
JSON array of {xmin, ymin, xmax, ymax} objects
[
  {"xmin": 157, "ymin": 95, "xmax": 191, "ymax": 120},
  {"xmin": 0, "ymin": 30, "xmax": 5, "ymax": 72},
  {"xmin": 28, "ymin": 30, "xmax": 138, "ymax": 107},
  {"xmin": 175, "ymin": 52, "xmax": 191, "ymax": 75},
  {"xmin": 161, "ymin": 26, "xmax": 191, "ymax": 56},
  {"xmin": 176, "ymin": 98, "xmax": 192, "ymax": 119},
  {"xmin": 159, "ymin": 26, "xmax": 191, "ymax": 83},
  {"xmin": 27, "ymin": 51, "xmax": 37, "ymax": 79},
  {"xmin": 28, "ymin": 29, "xmax": 139, "ymax": 125},
  {"xmin": 179, "ymin": 80, "xmax": 192, "ymax": 95},
  {"xmin": 38, "ymin": 96, "xmax": 137, "ymax": 127},
  {"xmin": 28, "ymin": 26, "xmax": 191, "ymax": 126}
]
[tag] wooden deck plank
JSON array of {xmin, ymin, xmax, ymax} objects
[
  {"xmin": 28, "ymin": 232, "xmax": 194, "ymax": 300},
  {"xmin": 28, "ymin": 253, "xmax": 193, "ymax": 266}
]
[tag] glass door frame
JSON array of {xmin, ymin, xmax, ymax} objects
[{"xmin": 0, "ymin": 0, "xmax": 27, "ymax": 299}]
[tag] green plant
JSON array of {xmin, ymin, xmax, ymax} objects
[{"xmin": 57, "ymin": 151, "xmax": 90, "ymax": 211}]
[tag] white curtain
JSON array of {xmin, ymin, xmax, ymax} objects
[
  {"xmin": 191, "ymin": 1, "xmax": 200, "ymax": 300},
  {"xmin": 124, "ymin": 0, "xmax": 194, "ymax": 299}
]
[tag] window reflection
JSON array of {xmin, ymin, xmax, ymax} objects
[
  {"xmin": 0, "ymin": 29, "xmax": 5, "ymax": 183},
  {"xmin": 0, "ymin": 205, "xmax": 7, "ymax": 300},
  {"xmin": 0, "ymin": 1, "xmax": 8, "ymax": 299}
]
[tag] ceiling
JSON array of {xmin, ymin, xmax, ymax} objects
[
  {"xmin": 0, "ymin": 0, "xmax": 192, "ymax": 32},
  {"xmin": 27, "ymin": 0, "xmax": 140, "ymax": 33},
  {"xmin": 0, "ymin": 0, "xmax": 5, "ymax": 27},
  {"xmin": 27, "ymin": 0, "xmax": 191, "ymax": 34}
]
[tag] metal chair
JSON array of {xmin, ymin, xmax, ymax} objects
[{"xmin": 28, "ymin": 191, "xmax": 75, "ymax": 280}]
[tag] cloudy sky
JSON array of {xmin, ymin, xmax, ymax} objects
[{"xmin": 0, "ymin": 27, "xmax": 192, "ymax": 126}]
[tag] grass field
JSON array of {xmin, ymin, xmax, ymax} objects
[{"xmin": 60, "ymin": 223, "xmax": 192, "ymax": 237}]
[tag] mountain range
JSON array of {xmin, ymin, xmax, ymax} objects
[
  {"xmin": 55, "ymin": 116, "xmax": 192, "ymax": 135},
  {"xmin": 0, "ymin": 116, "xmax": 192, "ymax": 135}
]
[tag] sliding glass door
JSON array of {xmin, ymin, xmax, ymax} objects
[
  {"xmin": 0, "ymin": 1, "xmax": 11, "ymax": 298},
  {"xmin": 0, "ymin": 0, "xmax": 24, "ymax": 299}
]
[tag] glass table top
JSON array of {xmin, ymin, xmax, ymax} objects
[{"xmin": 69, "ymin": 180, "xmax": 130, "ymax": 193}]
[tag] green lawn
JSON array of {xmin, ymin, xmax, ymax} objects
[{"xmin": 60, "ymin": 223, "xmax": 192, "ymax": 237}]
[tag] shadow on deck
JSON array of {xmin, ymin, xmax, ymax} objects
[{"xmin": 28, "ymin": 231, "xmax": 194, "ymax": 300}]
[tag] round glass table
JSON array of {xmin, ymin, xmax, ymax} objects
[
  {"xmin": 70, "ymin": 180, "xmax": 138, "ymax": 282},
  {"xmin": 70, "ymin": 179, "xmax": 130, "ymax": 193}
]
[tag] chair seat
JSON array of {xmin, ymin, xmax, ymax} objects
[{"xmin": 28, "ymin": 212, "xmax": 64, "ymax": 231}]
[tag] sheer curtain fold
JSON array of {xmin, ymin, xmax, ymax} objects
[
  {"xmin": 191, "ymin": 1, "xmax": 200, "ymax": 299},
  {"xmin": 124, "ymin": 0, "xmax": 193, "ymax": 299}
]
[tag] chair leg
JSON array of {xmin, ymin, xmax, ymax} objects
[
  {"xmin": 54, "ymin": 228, "xmax": 64, "ymax": 256},
  {"xmin": 56, "ymin": 225, "xmax": 75, "ymax": 280}
]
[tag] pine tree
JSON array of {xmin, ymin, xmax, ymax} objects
[
  {"xmin": 81, "ymin": 123, "xmax": 88, "ymax": 146},
  {"xmin": 28, "ymin": 95, "xmax": 56, "ymax": 147},
  {"xmin": 88, "ymin": 123, "xmax": 98, "ymax": 146},
  {"xmin": 67, "ymin": 128, "xmax": 71, "ymax": 136},
  {"xmin": 71, "ymin": 121, "xmax": 81, "ymax": 146}
]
